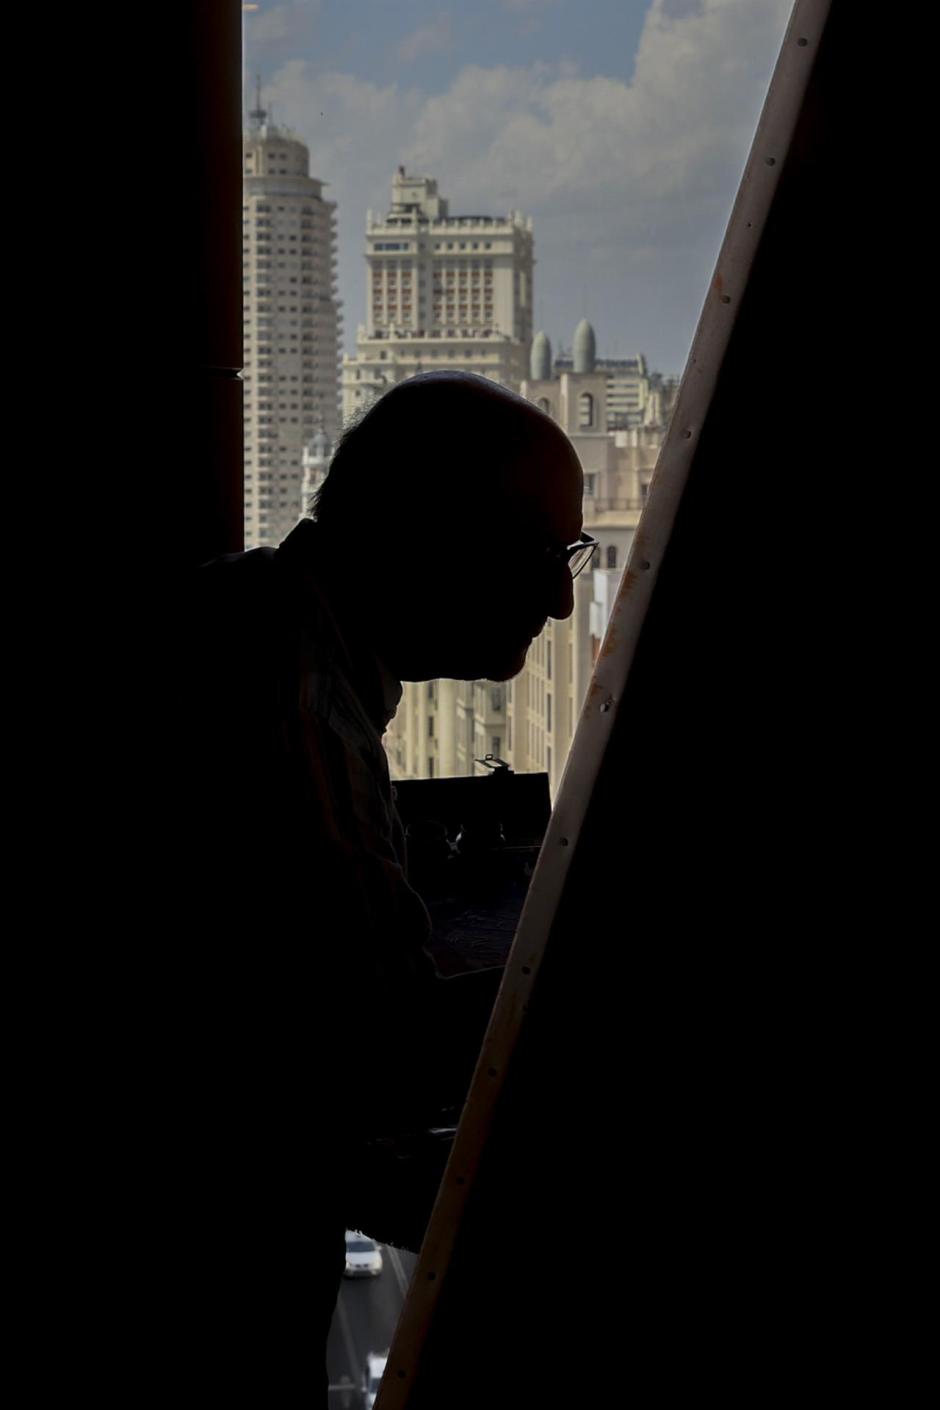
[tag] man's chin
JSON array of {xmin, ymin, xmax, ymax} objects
[
  {"xmin": 411, "ymin": 641, "xmax": 532, "ymax": 683},
  {"xmin": 481, "ymin": 642, "xmax": 531, "ymax": 681}
]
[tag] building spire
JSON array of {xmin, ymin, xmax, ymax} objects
[{"xmin": 249, "ymin": 72, "xmax": 266, "ymax": 126}]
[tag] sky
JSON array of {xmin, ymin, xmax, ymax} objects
[{"xmin": 243, "ymin": 0, "xmax": 792, "ymax": 375}]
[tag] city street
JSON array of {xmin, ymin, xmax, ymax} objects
[{"xmin": 327, "ymin": 1242, "xmax": 418, "ymax": 1406}]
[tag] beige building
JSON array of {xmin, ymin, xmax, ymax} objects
[
  {"xmin": 552, "ymin": 349, "xmax": 649, "ymax": 429},
  {"xmin": 512, "ymin": 321, "xmax": 626, "ymax": 793},
  {"xmin": 551, "ymin": 349, "xmax": 679, "ymax": 431},
  {"xmin": 342, "ymin": 168, "xmax": 534, "ymax": 422},
  {"xmin": 386, "ymin": 679, "xmax": 458, "ymax": 782},
  {"xmin": 299, "ymin": 428, "xmax": 331, "ymax": 515},
  {"xmin": 385, "ymin": 677, "xmax": 512, "ymax": 782},
  {"xmin": 242, "ymin": 95, "xmax": 342, "ymax": 548}
]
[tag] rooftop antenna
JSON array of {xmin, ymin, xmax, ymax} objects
[{"xmin": 249, "ymin": 72, "xmax": 266, "ymax": 126}]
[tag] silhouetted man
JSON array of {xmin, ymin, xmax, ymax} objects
[{"xmin": 177, "ymin": 371, "xmax": 588, "ymax": 1403}]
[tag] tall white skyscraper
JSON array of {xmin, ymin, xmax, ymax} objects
[
  {"xmin": 342, "ymin": 167, "xmax": 534, "ymax": 421},
  {"xmin": 242, "ymin": 92, "xmax": 341, "ymax": 548}
]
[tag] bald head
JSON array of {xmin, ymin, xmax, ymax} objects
[
  {"xmin": 312, "ymin": 371, "xmax": 584, "ymax": 682},
  {"xmin": 315, "ymin": 371, "xmax": 579, "ymax": 537}
]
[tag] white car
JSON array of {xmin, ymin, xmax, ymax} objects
[
  {"xmin": 363, "ymin": 1351, "xmax": 388, "ymax": 1409},
  {"xmin": 344, "ymin": 1230, "xmax": 383, "ymax": 1278}
]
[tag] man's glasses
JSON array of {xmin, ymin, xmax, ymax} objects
[{"xmin": 543, "ymin": 531, "xmax": 599, "ymax": 578}]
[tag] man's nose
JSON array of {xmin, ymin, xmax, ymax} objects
[{"xmin": 547, "ymin": 566, "xmax": 575, "ymax": 621}]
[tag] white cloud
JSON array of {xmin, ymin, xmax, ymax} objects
[
  {"xmin": 406, "ymin": 0, "xmax": 789, "ymax": 217},
  {"xmin": 266, "ymin": 0, "xmax": 791, "ymax": 370},
  {"xmin": 397, "ymin": 14, "xmax": 455, "ymax": 63}
]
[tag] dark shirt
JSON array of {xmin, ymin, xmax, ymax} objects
[
  {"xmin": 180, "ymin": 517, "xmax": 438, "ymax": 1133},
  {"xmin": 135, "ymin": 519, "xmax": 499, "ymax": 1396}
]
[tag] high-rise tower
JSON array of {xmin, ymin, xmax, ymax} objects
[{"xmin": 242, "ymin": 86, "xmax": 342, "ymax": 547}]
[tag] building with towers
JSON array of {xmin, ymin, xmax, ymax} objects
[
  {"xmin": 552, "ymin": 330, "xmax": 680, "ymax": 431},
  {"xmin": 341, "ymin": 168, "xmax": 534, "ymax": 422}
]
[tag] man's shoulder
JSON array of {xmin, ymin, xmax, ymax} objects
[
  {"xmin": 165, "ymin": 547, "xmax": 288, "ymax": 692},
  {"xmin": 187, "ymin": 538, "xmax": 339, "ymax": 687},
  {"xmin": 198, "ymin": 545, "xmax": 278, "ymax": 592},
  {"xmin": 192, "ymin": 546, "xmax": 285, "ymax": 627},
  {"xmin": 202, "ymin": 546, "xmax": 277, "ymax": 572}
]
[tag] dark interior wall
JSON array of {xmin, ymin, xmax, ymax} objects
[
  {"xmin": 183, "ymin": 3, "xmax": 245, "ymax": 565},
  {"xmin": 13, "ymin": 4, "xmax": 242, "ymax": 574},
  {"xmin": 22, "ymin": 5, "xmax": 245, "ymax": 853},
  {"xmin": 86, "ymin": 3, "xmax": 244, "ymax": 570},
  {"xmin": 21, "ymin": 8, "xmax": 245, "ymax": 585},
  {"xmin": 402, "ymin": 8, "xmax": 856, "ymax": 1405},
  {"xmin": 15, "ymin": 7, "xmax": 246, "ymax": 1392}
]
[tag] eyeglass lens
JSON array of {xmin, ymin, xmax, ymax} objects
[{"xmin": 569, "ymin": 542, "xmax": 596, "ymax": 577}]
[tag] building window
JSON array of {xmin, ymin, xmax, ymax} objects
[
  {"xmin": 537, "ymin": 397, "xmax": 552, "ymax": 415},
  {"xmin": 606, "ymin": 545, "xmax": 618, "ymax": 570},
  {"xmin": 584, "ymin": 473, "xmax": 596, "ymax": 497},
  {"xmin": 428, "ymin": 717, "xmax": 434, "ymax": 738},
  {"xmin": 427, "ymin": 758, "xmax": 435, "ymax": 778},
  {"xmin": 546, "ymin": 695, "xmax": 552, "ymax": 731},
  {"xmin": 491, "ymin": 737, "xmax": 501, "ymax": 758},
  {"xmin": 578, "ymin": 392, "xmax": 594, "ymax": 430}
]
